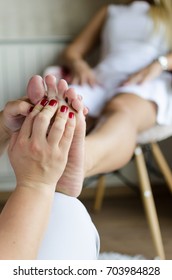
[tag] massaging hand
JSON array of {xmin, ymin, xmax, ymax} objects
[
  {"xmin": 1, "ymin": 98, "xmax": 34, "ymax": 136},
  {"xmin": 70, "ymin": 59, "xmax": 97, "ymax": 86},
  {"xmin": 1, "ymin": 76, "xmax": 46, "ymax": 137},
  {"xmin": 8, "ymin": 98, "xmax": 76, "ymax": 190},
  {"xmin": 121, "ymin": 61, "xmax": 163, "ymax": 86}
]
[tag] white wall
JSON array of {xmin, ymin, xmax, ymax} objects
[{"xmin": 0, "ymin": 0, "xmax": 128, "ymax": 39}]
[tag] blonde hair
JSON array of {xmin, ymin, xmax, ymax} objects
[{"xmin": 149, "ymin": 0, "xmax": 172, "ymax": 49}]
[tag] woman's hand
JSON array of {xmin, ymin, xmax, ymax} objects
[
  {"xmin": 1, "ymin": 76, "xmax": 47, "ymax": 138},
  {"xmin": 8, "ymin": 98, "xmax": 76, "ymax": 192},
  {"xmin": 121, "ymin": 60, "xmax": 163, "ymax": 86},
  {"xmin": 1, "ymin": 99, "xmax": 33, "ymax": 137},
  {"xmin": 69, "ymin": 59, "xmax": 97, "ymax": 86}
]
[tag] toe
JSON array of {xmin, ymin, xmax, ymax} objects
[
  {"xmin": 64, "ymin": 88, "xmax": 77, "ymax": 106},
  {"xmin": 57, "ymin": 79, "xmax": 68, "ymax": 100},
  {"xmin": 44, "ymin": 75, "xmax": 58, "ymax": 100},
  {"xmin": 71, "ymin": 98, "xmax": 84, "ymax": 113},
  {"xmin": 27, "ymin": 75, "xmax": 46, "ymax": 104}
]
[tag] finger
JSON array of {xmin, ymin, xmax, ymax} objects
[
  {"xmin": 83, "ymin": 106, "xmax": 89, "ymax": 116},
  {"xmin": 59, "ymin": 112, "xmax": 76, "ymax": 151},
  {"xmin": 44, "ymin": 75, "xmax": 58, "ymax": 99},
  {"xmin": 64, "ymin": 87, "xmax": 77, "ymax": 106},
  {"xmin": 27, "ymin": 75, "xmax": 46, "ymax": 104},
  {"xmin": 5, "ymin": 100, "xmax": 33, "ymax": 118},
  {"xmin": 31, "ymin": 99, "xmax": 59, "ymax": 140},
  {"xmin": 47, "ymin": 104, "xmax": 69, "ymax": 145},
  {"xmin": 88, "ymin": 76, "xmax": 97, "ymax": 87},
  {"xmin": 8, "ymin": 132, "xmax": 19, "ymax": 153},
  {"xmin": 71, "ymin": 76, "xmax": 79, "ymax": 85},
  {"xmin": 18, "ymin": 98, "xmax": 49, "ymax": 139}
]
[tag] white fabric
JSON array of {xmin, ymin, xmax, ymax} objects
[
  {"xmin": 137, "ymin": 124, "xmax": 172, "ymax": 144},
  {"xmin": 38, "ymin": 192, "xmax": 100, "ymax": 260},
  {"xmin": 44, "ymin": 2, "xmax": 172, "ymax": 124},
  {"xmin": 69, "ymin": 2, "xmax": 172, "ymax": 125}
]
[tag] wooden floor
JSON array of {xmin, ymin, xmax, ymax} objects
[{"xmin": 80, "ymin": 187, "xmax": 172, "ymax": 260}]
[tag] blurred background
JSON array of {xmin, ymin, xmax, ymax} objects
[{"xmin": 0, "ymin": 0, "xmax": 172, "ymax": 259}]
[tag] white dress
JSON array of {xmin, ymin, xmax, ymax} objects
[
  {"xmin": 45, "ymin": 1, "xmax": 172, "ymax": 125},
  {"xmin": 38, "ymin": 193, "xmax": 100, "ymax": 260}
]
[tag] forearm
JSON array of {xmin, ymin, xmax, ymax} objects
[
  {"xmin": 62, "ymin": 5, "xmax": 108, "ymax": 69},
  {"xmin": 0, "ymin": 111, "xmax": 10, "ymax": 156},
  {"xmin": 62, "ymin": 44, "xmax": 88, "ymax": 70},
  {"xmin": 0, "ymin": 185, "xmax": 55, "ymax": 259}
]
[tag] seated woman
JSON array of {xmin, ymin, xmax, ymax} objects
[
  {"xmin": 43, "ymin": 0, "xmax": 172, "ymax": 178},
  {"xmin": 0, "ymin": 77, "xmax": 99, "ymax": 260}
]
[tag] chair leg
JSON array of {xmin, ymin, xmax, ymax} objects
[
  {"xmin": 151, "ymin": 142, "xmax": 172, "ymax": 193},
  {"xmin": 94, "ymin": 175, "xmax": 106, "ymax": 211},
  {"xmin": 134, "ymin": 146, "xmax": 165, "ymax": 259}
]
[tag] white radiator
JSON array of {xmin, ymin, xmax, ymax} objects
[{"xmin": 0, "ymin": 37, "xmax": 69, "ymax": 190}]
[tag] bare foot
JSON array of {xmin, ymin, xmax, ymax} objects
[
  {"xmin": 57, "ymin": 86, "xmax": 87, "ymax": 197},
  {"xmin": 27, "ymin": 75, "xmax": 46, "ymax": 104},
  {"xmin": 27, "ymin": 74, "xmax": 87, "ymax": 197},
  {"xmin": 45, "ymin": 76, "xmax": 87, "ymax": 197}
]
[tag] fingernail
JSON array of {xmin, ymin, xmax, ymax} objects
[
  {"xmin": 40, "ymin": 98, "xmax": 49, "ymax": 107},
  {"xmin": 49, "ymin": 99, "xmax": 58, "ymax": 106},
  {"xmin": 69, "ymin": 112, "xmax": 74, "ymax": 119},
  {"xmin": 60, "ymin": 105, "xmax": 68, "ymax": 113}
]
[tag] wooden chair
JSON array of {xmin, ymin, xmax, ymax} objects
[{"xmin": 94, "ymin": 125, "xmax": 172, "ymax": 260}]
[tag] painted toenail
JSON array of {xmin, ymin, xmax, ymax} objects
[
  {"xmin": 40, "ymin": 98, "xmax": 49, "ymax": 106},
  {"xmin": 69, "ymin": 112, "xmax": 74, "ymax": 119},
  {"xmin": 28, "ymin": 106, "xmax": 34, "ymax": 113},
  {"xmin": 60, "ymin": 105, "xmax": 68, "ymax": 113},
  {"xmin": 49, "ymin": 99, "xmax": 58, "ymax": 106}
]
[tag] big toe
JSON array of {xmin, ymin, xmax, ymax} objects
[{"xmin": 27, "ymin": 75, "xmax": 45, "ymax": 104}]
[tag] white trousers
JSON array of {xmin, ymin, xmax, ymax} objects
[{"xmin": 38, "ymin": 192, "xmax": 100, "ymax": 260}]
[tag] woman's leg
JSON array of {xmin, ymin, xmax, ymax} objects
[{"xmin": 85, "ymin": 93, "xmax": 157, "ymax": 177}]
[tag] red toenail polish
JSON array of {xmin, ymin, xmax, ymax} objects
[
  {"xmin": 69, "ymin": 112, "xmax": 74, "ymax": 119},
  {"xmin": 49, "ymin": 99, "xmax": 58, "ymax": 106},
  {"xmin": 40, "ymin": 98, "xmax": 48, "ymax": 107},
  {"xmin": 28, "ymin": 106, "xmax": 34, "ymax": 113},
  {"xmin": 60, "ymin": 105, "xmax": 68, "ymax": 112}
]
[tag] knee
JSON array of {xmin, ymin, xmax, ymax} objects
[{"xmin": 103, "ymin": 96, "xmax": 133, "ymax": 116}]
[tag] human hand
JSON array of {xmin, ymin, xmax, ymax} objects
[
  {"xmin": 8, "ymin": 98, "xmax": 76, "ymax": 192},
  {"xmin": 121, "ymin": 61, "xmax": 163, "ymax": 86},
  {"xmin": 69, "ymin": 59, "xmax": 97, "ymax": 86},
  {"xmin": 1, "ymin": 98, "xmax": 33, "ymax": 137},
  {"xmin": 1, "ymin": 76, "xmax": 47, "ymax": 138}
]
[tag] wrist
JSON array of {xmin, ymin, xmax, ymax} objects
[{"xmin": 16, "ymin": 180, "xmax": 56, "ymax": 195}]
